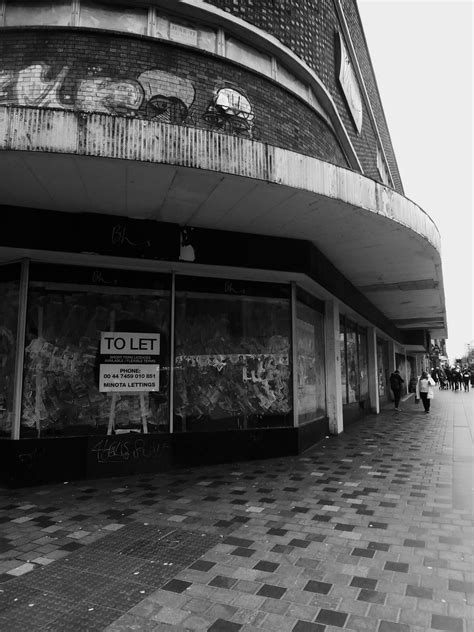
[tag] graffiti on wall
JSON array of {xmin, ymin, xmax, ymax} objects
[
  {"xmin": 203, "ymin": 86, "xmax": 254, "ymax": 136},
  {"xmin": 0, "ymin": 64, "xmax": 68, "ymax": 108},
  {"xmin": 0, "ymin": 63, "xmax": 255, "ymax": 137}
]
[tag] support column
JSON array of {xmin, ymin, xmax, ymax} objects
[
  {"xmin": 387, "ymin": 340, "xmax": 396, "ymax": 403},
  {"xmin": 403, "ymin": 351, "xmax": 409, "ymax": 395},
  {"xmin": 325, "ymin": 300, "xmax": 343, "ymax": 435},
  {"xmin": 367, "ymin": 327, "xmax": 379, "ymax": 414},
  {"xmin": 388, "ymin": 340, "xmax": 396, "ymax": 370}
]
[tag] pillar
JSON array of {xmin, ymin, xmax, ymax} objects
[
  {"xmin": 367, "ymin": 327, "xmax": 379, "ymax": 414},
  {"xmin": 325, "ymin": 300, "xmax": 343, "ymax": 435},
  {"xmin": 387, "ymin": 340, "xmax": 396, "ymax": 403}
]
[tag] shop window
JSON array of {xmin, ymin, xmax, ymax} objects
[
  {"xmin": 79, "ymin": 1, "xmax": 147, "ymax": 35},
  {"xmin": 358, "ymin": 328, "xmax": 368, "ymax": 400},
  {"xmin": 20, "ymin": 266, "xmax": 170, "ymax": 438},
  {"xmin": 5, "ymin": 1, "xmax": 72, "ymax": 26},
  {"xmin": 174, "ymin": 277, "xmax": 292, "ymax": 432},
  {"xmin": 0, "ymin": 264, "xmax": 21, "ymax": 437},
  {"xmin": 296, "ymin": 300, "xmax": 326, "ymax": 424},
  {"xmin": 340, "ymin": 317, "xmax": 369, "ymax": 405}
]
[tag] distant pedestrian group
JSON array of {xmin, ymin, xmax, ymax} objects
[
  {"xmin": 390, "ymin": 365, "xmax": 471, "ymax": 414},
  {"xmin": 433, "ymin": 365, "xmax": 471, "ymax": 392}
]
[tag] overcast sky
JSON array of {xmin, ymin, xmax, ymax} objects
[{"xmin": 357, "ymin": 0, "xmax": 473, "ymax": 361}]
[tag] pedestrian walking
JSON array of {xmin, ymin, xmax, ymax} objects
[
  {"xmin": 416, "ymin": 370, "xmax": 436, "ymax": 413},
  {"xmin": 389, "ymin": 369, "xmax": 404, "ymax": 411},
  {"xmin": 462, "ymin": 367, "xmax": 471, "ymax": 392}
]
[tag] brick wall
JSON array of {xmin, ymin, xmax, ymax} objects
[
  {"xmin": 0, "ymin": 28, "xmax": 348, "ymax": 168},
  {"xmin": 340, "ymin": 0, "xmax": 403, "ymax": 192},
  {"xmin": 203, "ymin": 0, "xmax": 403, "ymax": 192}
]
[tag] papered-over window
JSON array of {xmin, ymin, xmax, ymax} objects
[
  {"xmin": 5, "ymin": 1, "xmax": 72, "ymax": 26},
  {"xmin": 174, "ymin": 279, "xmax": 292, "ymax": 432},
  {"xmin": 295, "ymin": 301, "xmax": 326, "ymax": 424},
  {"xmin": 340, "ymin": 317, "xmax": 369, "ymax": 405},
  {"xmin": 21, "ymin": 276, "xmax": 170, "ymax": 438},
  {"xmin": 79, "ymin": 2, "xmax": 147, "ymax": 35}
]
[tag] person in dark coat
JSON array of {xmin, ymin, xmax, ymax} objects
[{"xmin": 389, "ymin": 369, "xmax": 404, "ymax": 412}]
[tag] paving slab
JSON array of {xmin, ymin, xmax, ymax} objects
[{"xmin": 0, "ymin": 389, "xmax": 472, "ymax": 631}]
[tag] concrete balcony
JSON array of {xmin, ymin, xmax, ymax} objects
[{"xmin": 0, "ymin": 106, "xmax": 446, "ymax": 337}]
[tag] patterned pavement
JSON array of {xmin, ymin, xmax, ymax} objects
[{"xmin": 0, "ymin": 388, "xmax": 472, "ymax": 631}]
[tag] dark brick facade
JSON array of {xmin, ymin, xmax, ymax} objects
[
  {"xmin": 203, "ymin": 0, "xmax": 403, "ymax": 192},
  {"xmin": 0, "ymin": 28, "xmax": 348, "ymax": 168},
  {"xmin": 340, "ymin": 0, "xmax": 403, "ymax": 192}
]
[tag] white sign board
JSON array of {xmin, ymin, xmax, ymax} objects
[
  {"xmin": 99, "ymin": 332, "xmax": 160, "ymax": 393},
  {"xmin": 170, "ymin": 22, "xmax": 198, "ymax": 47}
]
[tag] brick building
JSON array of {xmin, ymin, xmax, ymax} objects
[{"xmin": 0, "ymin": 0, "xmax": 447, "ymax": 485}]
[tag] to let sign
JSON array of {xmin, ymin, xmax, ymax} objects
[{"xmin": 99, "ymin": 332, "xmax": 160, "ymax": 393}]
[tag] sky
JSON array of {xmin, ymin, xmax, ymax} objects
[{"xmin": 357, "ymin": 0, "xmax": 473, "ymax": 361}]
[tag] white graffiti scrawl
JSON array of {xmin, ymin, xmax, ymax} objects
[
  {"xmin": 139, "ymin": 70, "xmax": 195, "ymax": 123},
  {"xmin": 203, "ymin": 86, "xmax": 255, "ymax": 137},
  {"xmin": 0, "ymin": 64, "xmax": 69, "ymax": 108},
  {"xmin": 76, "ymin": 69, "xmax": 195, "ymax": 121},
  {"xmin": 0, "ymin": 63, "xmax": 256, "ymax": 137},
  {"xmin": 0, "ymin": 63, "xmax": 195, "ymax": 122},
  {"xmin": 75, "ymin": 77, "xmax": 143, "ymax": 114}
]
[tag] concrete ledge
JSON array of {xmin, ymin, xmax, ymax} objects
[{"xmin": 0, "ymin": 106, "xmax": 441, "ymax": 252}]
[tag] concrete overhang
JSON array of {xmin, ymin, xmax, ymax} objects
[{"xmin": 0, "ymin": 106, "xmax": 447, "ymax": 338}]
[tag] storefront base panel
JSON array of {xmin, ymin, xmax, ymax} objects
[
  {"xmin": 0, "ymin": 437, "xmax": 88, "ymax": 488},
  {"xmin": 0, "ymin": 428, "xmax": 306, "ymax": 487},
  {"xmin": 298, "ymin": 418, "xmax": 330, "ymax": 453},
  {"xmin": 342, "ymin": 401, "xmax": 372, "ymax": 427}
]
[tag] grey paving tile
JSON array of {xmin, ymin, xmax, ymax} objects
[
  {"xmin": 0, "ymin": 393, "xmax": 472, "ymax": 632},
  {"xmin": 431, "ymin": 613, "xmax": 465, "ymax": 631}
]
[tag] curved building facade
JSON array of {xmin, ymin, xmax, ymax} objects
[{"xmin": 0, "ymin": 0, "xmax": 446, "ymax": 485}]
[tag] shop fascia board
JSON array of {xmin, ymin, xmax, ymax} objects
[
  {"xmin": 0, "ymin": 245, "xmax": 421, "ymax": 350},
  {"xmin": 403, "ymin": 345, "xmax": 430, "ymax": 353}
]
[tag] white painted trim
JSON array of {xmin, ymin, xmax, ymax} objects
[
  {"xmin": 217, "ymin": 27, "xmax": 225, "ymax": 56},
  {"xmin": 147, "ymin": 6, "xmax": 156, "ymax": 37}
]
